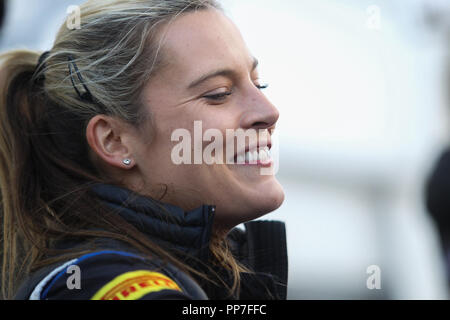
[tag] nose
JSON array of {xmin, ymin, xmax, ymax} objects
[{"xmin": 239, "ymin": 87, "xmax": 280, "ymax": 131}]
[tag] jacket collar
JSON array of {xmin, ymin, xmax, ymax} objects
[{"xmin": 89, "ymin": 183, "xmax": 216, "ymax": 260}]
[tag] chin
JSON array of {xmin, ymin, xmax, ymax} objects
[
  {"xmin": 250, "ymin": 174, "xmax": 285, "ymax": 207},
  {"xmin": 252, "ymin": 182, "xmax": 285, "ymax": 217},
  {"xmin": 212, "ymin": 178, "xmax": 285, "ymax": 231}
]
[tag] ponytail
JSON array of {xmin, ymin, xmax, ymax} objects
[
  {"xmin": 0, "ymin": 50, "xmax": 43, "ymax": 299},
  {"xmin": 0, "ymin": 50, "xmax": 106, "ymax": 299}
]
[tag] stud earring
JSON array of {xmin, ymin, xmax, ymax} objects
[{"xmin": 123, "ymin": 159, "xmax": 132, "ymax": 166}]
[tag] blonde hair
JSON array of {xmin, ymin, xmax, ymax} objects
[
  {"xmin": 41, "ymin": 0, "xmax": 222, "ymax": 124},
  {"xmin": 0, "ymin": 0, "xmax": 248, "ymax": 300}
]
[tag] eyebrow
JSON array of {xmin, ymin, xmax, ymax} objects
[{"xmin": 187, "ymin": 57, "xmax": 259, "ymax": 90}]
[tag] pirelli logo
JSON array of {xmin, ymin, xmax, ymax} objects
[{"xmin": 91, "ymin": 270, "xmax": 182, "ymax": 300}]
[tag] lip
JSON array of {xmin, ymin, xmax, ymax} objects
[{"xmin": 239, "ymin": 159, "xmax": 274, "ymax": 168}]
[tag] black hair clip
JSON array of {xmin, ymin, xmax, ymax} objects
[
  {"xmin": 68, "ymin": 54, "xmax": 94, "ymax": 103},
  {"xmin": 34, "ymin": 51, "xmax": 50, "ymax": 83}
]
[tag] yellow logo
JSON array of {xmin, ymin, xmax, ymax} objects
[{"xmin": 91, "ymin": 270, "xmax": 182, "ymax": 300}]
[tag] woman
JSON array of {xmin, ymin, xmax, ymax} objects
[{"xmin": 0, "ymin": 0, "xmax": 287, "ymax": 300}]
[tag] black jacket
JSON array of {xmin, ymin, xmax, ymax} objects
[{"xmin": 15, "ymin": 183, "xmax": 288, "ymax": 300}]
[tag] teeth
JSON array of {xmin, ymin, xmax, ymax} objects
[
  {"xmin": 252, "ymin": 150, "xmax": 259, "ymax": 163},
  {"xmin": 240, "ymin": 147, "xmax": 272, "ymax": 164},
  {"xmin": 259, "ymin": 148, "xmax": 269, "ymax": 162},
  {"xmin": 260, "ymin": 147, "xmax": 272, "ymax": 164},
  {"xmin": 245, "ymin": 151, "xmax": 253, "ymax": 163}
]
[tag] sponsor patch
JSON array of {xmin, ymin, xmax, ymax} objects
[{"xmin": 91, "ymin": 270, "xmax": 182, "ymax": 300}]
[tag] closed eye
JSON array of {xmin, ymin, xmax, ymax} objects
[
  {"xmin": 203, "ymin": 83, "xmax": 269, "ymax": 102},
  {"xmin": 203, "ymin": 91, "xmax": 233, "ymax": 101}
]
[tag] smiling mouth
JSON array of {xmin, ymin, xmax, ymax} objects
[{"xmin": 233, "ymin": 145, "xmax": 273, "ymax": 167}]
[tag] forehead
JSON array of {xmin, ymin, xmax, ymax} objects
[{"xmin": 158, "ymin": 9, "xmax": 252, "ymax": 76}]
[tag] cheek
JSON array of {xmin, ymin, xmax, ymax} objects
[
  {"xmin": 139, "ymin": 99, "xmax": 245, "ymax": 190},
  {"xmin": 169, "ymin": 108, "xmax": 239, "ymax": 162}
]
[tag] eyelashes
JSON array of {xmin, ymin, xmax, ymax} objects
[
  {"xmin": 204, "ymin": 91, "xmax": 232, "ymax": 101},
  {"xmin": 257, "ymin": 84, "xmax": 269, "ymax": 90},
  {"xmin": 203, "ymin": 83, "xmax": 269, "ymax": 102}
]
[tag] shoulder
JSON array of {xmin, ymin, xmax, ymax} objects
[{"xmin": 25, "ymin": 250, "xmax": 206, "ymax": 300}]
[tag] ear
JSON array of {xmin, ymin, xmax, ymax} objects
[{"xmin": 86, "ymin": 115, "xmax": 135, "ymax": 169}]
